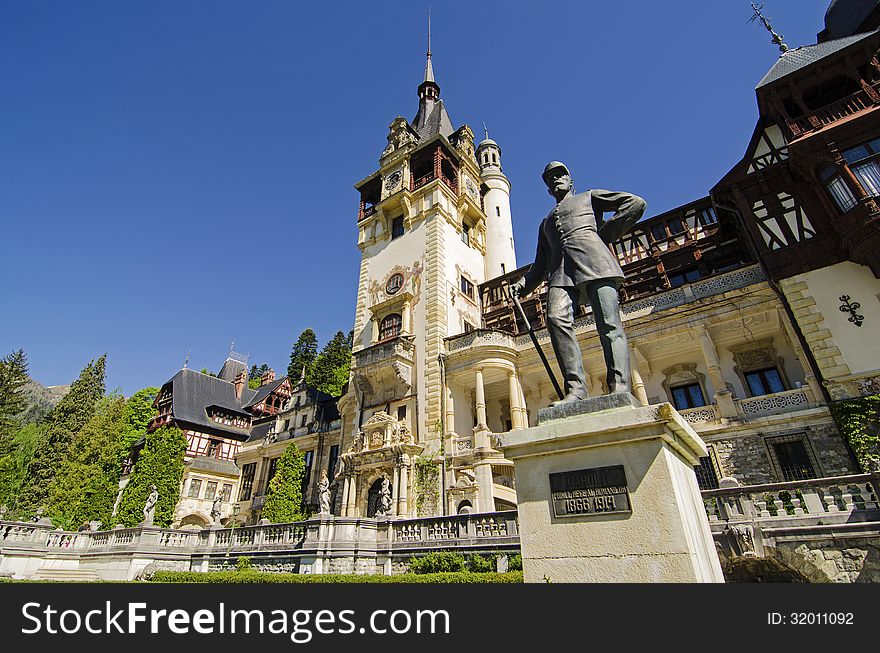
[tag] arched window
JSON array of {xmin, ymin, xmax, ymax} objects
[
  {"xmin": 819, "ymin": 166, "xmax": 857, "ymax": 213},
  {"xmin": 379, "ymin": 313, "xmax": 402, "ymax": 341}
]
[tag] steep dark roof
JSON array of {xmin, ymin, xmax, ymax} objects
[
  {"xmin": 757, "ymin": 30, "xmax": 877, "ymax": 88},
  {"xmin": 245, "ymin": 420, "xmax": 275, "ymax": 443},
  {"xmin": 187, "ymin": 457, "xmax": 240, "ymax": 476},
  {"xmin": 412, "ymin": 98, "xmax": 454, "ymax": 140},
  {"xmin": 168, "ymin": 368, "xmax": 257, "ymax": 434},
  {"xmin": 825, "ymin": 0, "xmax": 880, "ymax": 39},
  {"xmin": 218, "ymin": 355, "xmax": 248, "ymax": 382}
]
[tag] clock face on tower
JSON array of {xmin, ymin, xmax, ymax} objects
[{"xmin": 385, "ymin": 170, "xmax": 402, "ymax": 191}]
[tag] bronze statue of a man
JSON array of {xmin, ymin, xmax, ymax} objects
[{"xmin": 510, "ymin": 161, "xmax": 646, "ymax": 405}]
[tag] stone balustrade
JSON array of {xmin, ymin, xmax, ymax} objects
[
  {"xmin": 702, "ymin": 473, "xmax": 880, "ymax": 524},
  {"xmin": 3, "ymin": 475, "xmax": 879, "ymax": 581},
  {"xmin": 736, "ymin": 388, "xmax": 811, "ymax": 417}
]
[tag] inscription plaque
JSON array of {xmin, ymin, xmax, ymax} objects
[{"xmin": 549, "ymin": 465, "xmax": 631, "ymax": 518}]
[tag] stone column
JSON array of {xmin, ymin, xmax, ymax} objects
[
  {"xmin": 341, "ymin": 475, "xmax": 351, "ymax": 517},
  {"xmin": 474, "ymin": 368, "xmax": 488, "ymax": 430},
  {"xmin": 508, "ymin": 371, "xmax": 525, "ymax": 430},
  {"xmin": 392, "ymin": 465, "xmax": 401, "ymax": 516},
  {"xmin": 402, "ymin": 299, "xmax": 412, "ymax": 335},
  {"xmin": 398, "ymin": 460, "xmax": 409, "ymax": 516},
  {"xmin": 779, "ymin": 309, "xmax": 823, "ymax": 404},
  {"xmin": 695, "ymin": 325, "xmax": 738, "ymax": 419},
  {"xmin": 445, "ymin": 385, "xmax": 456, "ymax": 436},
  {"xmin": 630, "ymin": 351, "xmax": 649, "ymax": 406},
  {"xmin": 370, "ymin": 317, "xmax": 380, "ymax": 344}
]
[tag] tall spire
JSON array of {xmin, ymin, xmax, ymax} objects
[
  {"xmin": 424, "ymin": 6, "xmax": 435, "ymax": 83},
  {"xmin": 749, "ymin": 3, "xmax": 789, "ymax": 54}
]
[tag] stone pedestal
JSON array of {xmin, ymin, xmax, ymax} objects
[{"xmin": 497, "ymin": 396, "xmax": 723, "ymax": 583}]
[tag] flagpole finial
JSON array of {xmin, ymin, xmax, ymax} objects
[{"xmin": 749, "ymin": 3, "xmax": 789, "ymax": 54}]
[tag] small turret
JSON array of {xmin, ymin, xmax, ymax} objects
[{"xmin": 477, "ymin": 133, "xmax": 516, "ymax": 278}]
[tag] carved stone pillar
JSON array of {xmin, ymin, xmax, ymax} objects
[
  {"xmin": 630, "ymin": 351, "xmax": 649, "ymax": 406},
  {"xmin": 402, "ymin": 299, "xmax": 412, "ymax": 335},
  {"xmin": 397, "ymin": 459, "xmax": 409, "ymax": 516},
  {"xmin": 341, "ymin": 474, "xmax": 351, "ymax": 517},
  {"xmin": 695, "ymin": 325, "xmax": 738, "ymax": 419},
  {"xmin": 391, "ymin": 464, "xmax": 400, "ymax": 516},
  {"xmin": 474, "ymin": 368, "xmax": 488, "ymax": 431},
  {"xmin": 508, "ymin": 371, "xmax": 525, "ymax": 430},
  {"xmin": 445, "ymin": 385, "xmax": 456, "ymax": 436},
  {"xmin": 370, "ymin": 317, "xmax": 380, "ymax": 344}
]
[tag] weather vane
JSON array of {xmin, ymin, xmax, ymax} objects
[
  {"xmin": 183, "ymin": 350, "xmax": 191, "ymax": 369},
  {"xmin": 749, "ymin": 3, "xmax": 789, "ymax": 54},
  {"xmin": 483, "ymin": 121, "xmax": 490, "ymax": 141}
]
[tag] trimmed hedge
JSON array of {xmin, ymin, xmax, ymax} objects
[{"xmin": 149, "ymin": 570, "xmax": 523, "ymax": 584}]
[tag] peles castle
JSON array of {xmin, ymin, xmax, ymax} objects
[{"xmin": 3, "ymin": 0, "xmax": 880, "ymax": 581}]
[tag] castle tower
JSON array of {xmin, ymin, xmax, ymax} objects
[
  {"xmin": 338, "ymin": 32, "xmax": 493, "ymax": 518},
  {"xmin": 477, "ymin": 135, "xmax": 516, "ymax": 278}
]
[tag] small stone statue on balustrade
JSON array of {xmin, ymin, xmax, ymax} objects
[
  {"xmin": 141, "ymin": 485, "xmax": 159, "ymax": 527},
  {"xmin": 210, "ymin": 495, "xmax": 222, "ymax": 526},
  {"xmin": 318, "ymin": 470, "xmax": 332, "ymax": 515}
]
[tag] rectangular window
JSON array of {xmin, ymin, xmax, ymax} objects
[
  {"xmin": 694, "ymin": 456, "xmax": 720, "ymax": 490},
  {"xmin": 698, "ymin": 207, "xmax": 718, "ymax": 226},
  {"xmin": 221, "ymin": 484, "xmax": 232, "ymax": 502},
  {"xmin": 650, "ymin": 224, "xmax": 667, "ymax": 241},
  {"xmin": 397, "ymin": 405, "xmax": 407, "ymax": 420},
  {"xmin": 239, "ymin": 463, "xmax": 256, "ymax": 501},
  {"xmin": 767, "ymin": 435, "xmax": 817, "ymax": 481},
  {"xmin": 852, "ymin": 160, "xmax": 880, "ymax": 196},
  {"xmin": 668, "ymin": 268, "xmax": 701, "ymax": 288},
  {"xmin": 391, "ymin": 217, "xmax": 404, "ymax": 239},
  {"xmin": 496, "ymin": 206, "xmax": 501, "ymax": 217},
  {"xmin": 461, "ymin": 222, "xmax": 470, "ymax": 245},
  {"xmin": 460, "ymin": 275, "xmax": 475, "ymax": 300},
  {"xmin": 266, "ymin": 457, "xmax": 280, "ymax": 491},
  {"xmin": 303, "ymin": 450, "xmax": 314, "ymax": 491},
  {"xmin": 187, "ymin": 478, "xmax": 202, "ymax": 498},
  {"xmin": 327, "ymin": 445, "xmax": 340, "ymax": 483},
  {"xmin": 301, "ymin": 415, "xmax": 307, "ymax": 427},
  {"xmin": 463, "ymin": 320, "xmax": 476, "ymax": 333},
  {"xmin": 745, "ymin": 367, "xmax": 785, "ymax": 396},
  {"xmin": 204, "ymin": 481, "xmax": 218, "ymax": 500},
  {"xmin": 670, "ymin": 383, "xmax": 706, "ymax": 410},
  {"xmin": 667, "ymin": 218, "xmax": 686, "ymax": 235}
]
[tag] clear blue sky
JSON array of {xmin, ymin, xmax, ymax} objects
[{"xmin": 0, "ymin": 1, "xmax": 831, "ymax": 395}]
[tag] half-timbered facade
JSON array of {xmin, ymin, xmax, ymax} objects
[{"xmin": 123, "ymin": 352, "xmax": 293, "ymax": 527}]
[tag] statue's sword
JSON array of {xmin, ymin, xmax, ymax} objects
[{"xmin": 511, "ymin": 292, "xmax": 564, "ymax": 400}]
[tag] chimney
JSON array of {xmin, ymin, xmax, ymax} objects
[
  {"xmin": 260, "ymin": 369, "xmax": 276, "ymax": 387},
  {"xmin": 234, "ymin": 370, "xmax": 247, "ymax": 399}
]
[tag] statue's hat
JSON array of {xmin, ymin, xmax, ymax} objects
[{"xmin": 542, "ymin": 161, "xmax": 570, "ymax": 184}]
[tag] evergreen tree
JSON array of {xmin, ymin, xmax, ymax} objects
[
  {"xmin": 47, "ymin": 396, "xmax": 127, "ymax": 530},
  {"xmin": 119, "ymin": 387, "xmax": 158, "ymax": 455},
  {"xmin": 0, "ymin": 349, "xmax": 29, "ymax": 436},
  {"xmin": 0, "ymin": 423, "xmax": 44, "ymax": 517},
  {"xmin": 287, "ymin": 328, "xmax": 319, "ymax": 383},
  {"xmin": 248, "ymin": 363, "xmax": 270, "ymax": 390},
  {"xmin": 16, "ymin": 355, "xmax": 107, "ymax": 520},
  {"xmin": 306, "ymin": 331, "xmax": 351, "ymax": 397},
  {"xmin": 261, "ymin": 443, "xmax": 307, "ymax": 523},
  {"xmin": 116, "ymin": 425, "xmax": 187, "ymax": 527}
]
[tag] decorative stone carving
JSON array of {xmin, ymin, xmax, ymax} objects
[
  {"xmin": 375, "ymin": 477, "xmax": 392, "ymax": 517},
  {"xmin": 450, "ymin": 125, "xmax": 475, "ymax": 158},
  {"xmin": 210, "ymin": 496, "xmax": 222, "ymax": 525},
  {"xmin": 318, "ymin": 470, "xmax": 331, "ymax": 515},
  {"xmin": 382, "ymin": 117, "xmax": 416, "ymax": 158},
  {"xmin": 141, "ymin": 485, "xmax": 159, "ymax": 527},
  {"xmin": 730, "ymin": 524, "xmax": 756, "ymax": 557}
]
